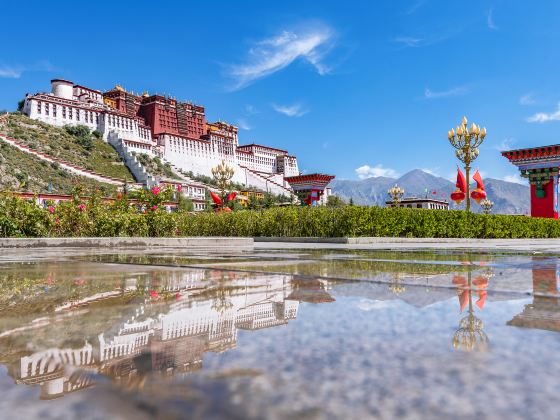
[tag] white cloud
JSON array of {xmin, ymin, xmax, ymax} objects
[
  {"xmin": 503, "ymin": 174, "xmax": 525, "ymax": 184},
  {"xmin": 0, "ymin": 61, "xmax": 55, "ymax": 79},
  {"xmin": 424, "ymin": 86, "xmax": 468, "ymax": 99},
  {"xmin": 406, "ymin": 0, "xmax": 425, "ymax": 15},
  {"xmin": 272, "ymin": 103, "xmax": 308, "ymax": 117},
  {"xmin": 393, "ymin": 36, "xmax": 424, "ymax": 47},
  {"xmin": 355, "ymin": 164, "xmax": 399, "ymax": 179},
  {"xmin": 0, "ymin": 66, "xmax": 22, "ymax": 78},
  {"xmin": 527, "ymin": 103, "xmax": 560, "ymax": 123},
  {"xmin": 227, "ymin": 24, "xmax": 335, "ymax": 90},
  {"xmin": 494, "ymin": 137, "xmax": 515, "ymax": 151},
  {"xmin": 244, "ymin": 104, "xmax": 258, "ymax": 115},
  {"xmin": 236, "ymin": 118, "xmax": 251, "ymax": 130},
  {"xmin": 486, "ymin": 9, "xmax": 498, "ymax": 30},
  {"xmin": 519, "ymin": 93, "xmax": 536, "ymax": 105}
]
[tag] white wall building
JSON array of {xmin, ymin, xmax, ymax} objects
[{"xmin": 23, "ymin": 79, "xmax": 300, "ymax": 196}]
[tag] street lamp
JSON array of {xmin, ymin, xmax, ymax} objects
[
  {"xmin": 447, "ymin": 116, "xmax": 487, "ymax": 211},
  {"xmin": 480, "ymin": 199, "xmax": 494, "ymax": 214},
  {"xmin": 387, "ymin": 184, "xmax": 405, "ymax": 207}
]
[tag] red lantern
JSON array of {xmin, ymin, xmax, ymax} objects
[
  {"xmin": 470, "ymin": 188, "xmax": 487, "ymax": 204},
  {"xmin": 450, "ymin": 189, "xmax": 466, "ymax": 205},
  {"xmin": 210, "ymin": 191, "xmax": 222, "ymax": 205}
]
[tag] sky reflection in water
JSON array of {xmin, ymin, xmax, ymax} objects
[{"xmin": 0, "ymin": 249, "xmax": 559, "ymax": 419}]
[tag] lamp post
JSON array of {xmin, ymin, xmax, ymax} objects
[
  {"xmin": 480, "ymin": 199, "xmax": 494, "ymax": 215},
  {"xmin": 387, "ymin": 184, "xmax": 405, "ymax": 207},
  {"xmin": 447, "ymin": 117, "xmax": 487, "ymax": 211}
]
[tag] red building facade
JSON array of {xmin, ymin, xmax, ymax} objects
[
  {"xmin": 502, "ymin": 145, "xmax": 560, "ymax": 218},
  {"xmin": 102, "ymin": 86, "xmax": 206, "ymax": 139}
]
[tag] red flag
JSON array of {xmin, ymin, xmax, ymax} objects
[
  {"xmin": 472, "ymin": 169, "xmax": 485, "ymax": 191},
  {"xmin": 432, "ymin": 190, "xmax": 437, "ymax": 195},
  {"xmin": 456, "ymin": 168, "xmax": 467, "ymax": 193},
  {"xmin": 210, "ymin": 191, "xmax": 222, "ymax": 205}
]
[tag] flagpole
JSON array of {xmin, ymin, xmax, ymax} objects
[{"xmin": 465, "ymin": 164, "xmax": 471, "ymax": 212}]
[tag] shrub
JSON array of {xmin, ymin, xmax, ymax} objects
[{"xmin": 0, "ymin": 194, "xmax": 559, "ymax": 239}]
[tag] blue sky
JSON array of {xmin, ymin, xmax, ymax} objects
[{"xmin": 1, "ymin": 0, "xmax": 559, "ymax": 183}]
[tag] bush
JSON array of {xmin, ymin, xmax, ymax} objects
[
  {"xmin": 64, "ymin": 124, "xmax": 94, "ymax": 151},
  {"xmin": 0, "ymin": 194, "xmax": 559, "ymax": 239}
]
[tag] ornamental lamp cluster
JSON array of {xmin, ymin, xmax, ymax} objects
[
  {"xmin": 387, "ymin": 184, "xmax": 405, "ymax": 206},
  {"xmin": 447, "ymin": 116, "xmax": 488, "ymax": 211},
  {"xmin": 211, "ymin": 160, "xmax": 236, "ymax": 212},
  {"xmin": 480, "ymin": 199, "xmax": 494, "ymax": 214}
]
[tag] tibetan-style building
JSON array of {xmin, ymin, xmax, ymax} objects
[
  {"xmin": 502, "ymin": 145, "xmax": 560, "ymax": 218},
  {"xmin": 22, "ymin": 79, "xmax": 300, "ymax": 196},
  {"xmin": 284, "ymin": 173, "xmax": 335, "ymax": 206}
]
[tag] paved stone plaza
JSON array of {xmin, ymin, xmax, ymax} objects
[{"xmin": 1, "ymin": 242, "xmax": 560, "ymax": 419}]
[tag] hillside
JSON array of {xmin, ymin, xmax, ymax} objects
[
  {"xmin": 0, "ymin": 140, "xmax": 118, "ymax": 194},
  {"xmin": 330, "ymin": 169, "xmax": 530, "ymax": 215},
  {"xmin": 0, "ymin": 113, "xmax": 134, "ymax": 181}
]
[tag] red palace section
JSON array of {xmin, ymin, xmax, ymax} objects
[{"xmin": 502, "ymin": 145, "xmax": 560, "ymax": 218}]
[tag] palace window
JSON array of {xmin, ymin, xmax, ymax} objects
[
  {"xmin": 37, "ymin": 102, "xmax": 41, "ymax": 114},
  {"xmin": 69, "ymin": 108, "xmax": 73, "ymax": 119},
  {"xmin": 62, "ymin": 107, "xmax": 66, "ymax": 118},
  {"xmin": 52, "ymin": 105, "xmax": 57, "ymax": 117}
]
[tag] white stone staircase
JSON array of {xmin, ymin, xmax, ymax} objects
[
  {"xmin": 107, "ymin": 133, "xmax": 158, "ymax": 187},
  {"xmin": 239, "ymin": 165, "xmax": 294, "ymax": 197}
]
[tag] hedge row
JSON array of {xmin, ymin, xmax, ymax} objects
[
  {"xmin": 178, "ymin": 206, "xmax": 560, "ymax": 239},
  {"xmin": 1, "ymin": 194, "xmax": 559, "ymax": 238}
]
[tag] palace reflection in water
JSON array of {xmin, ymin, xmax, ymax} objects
[{"xmin": 0, "ymin": 266, "xmax": 334, "ymax": 400}]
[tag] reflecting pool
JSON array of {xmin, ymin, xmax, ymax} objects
[{"xmin": 1, "ymin": 248, "xmax": 560, "ymax": 419}]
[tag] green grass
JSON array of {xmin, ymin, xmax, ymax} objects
[
  {"xmin": 0, "ymin": 141, "xmax": 118, "ymax": 195},
  {"xmin": 0, "ymin": 113, "xmax": 134, "ymax": 180}
]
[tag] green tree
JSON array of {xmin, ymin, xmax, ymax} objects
[
  {"xmin": 177, "ymin": 195, "xmax": 194, "ymax": 212},
  {"xmin": 326, "ymin": 195, "xmax": 346, "ymax": 207}
]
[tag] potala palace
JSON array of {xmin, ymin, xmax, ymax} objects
[{"xmin": 22, "ymin": 79, "xmax": 301, "ymax": 196}]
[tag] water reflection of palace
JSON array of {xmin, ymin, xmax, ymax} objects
[
  {"xmin": 508, "ymin": 258, "xmax": 560, "ymax": 332},
  {"xmin": 4, "ymin": 269, "xmax": 331, "ymax": 400}
]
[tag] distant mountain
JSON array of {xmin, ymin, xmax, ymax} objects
[{"xmin": 330, "ymin": 169, "xmax": 530, "ymax": 215}]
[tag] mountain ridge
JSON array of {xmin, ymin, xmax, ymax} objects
[{"xmin": 330, "ymin": 169, "xmax": 530, "ymax": 214}]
